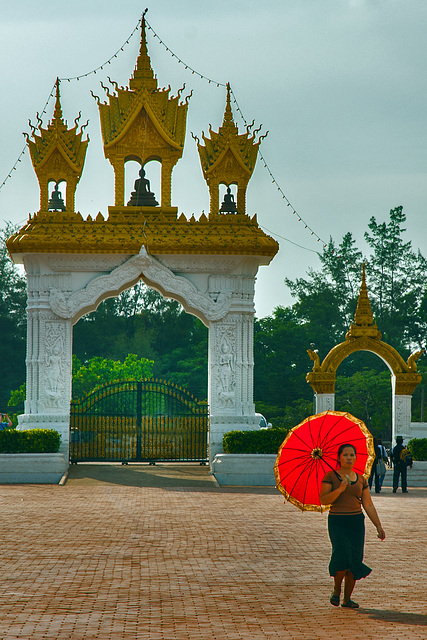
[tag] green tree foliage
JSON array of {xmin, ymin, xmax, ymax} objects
[
  {"xmin": 335, "ymin": 368, "xmax": 392, "ymax": 439},
  {"xmin": 364, "ymin": 206, "xmax": 427, "ymax": 350},
  {"xmin": 255, "ymin": 206, "xmax": 426, "ymax": 433},
  {"xmin": 0, "ymin": 224, "xmax": 27, "ymax": 410},
  {"xmin": 72, "ymin": 286, "xmax": 208, "ymax": 399},
  {"xmin": 72, "ymin": 354, "xmax": 154, "ymax": 400}
]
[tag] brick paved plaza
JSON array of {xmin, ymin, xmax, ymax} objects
[{"xmin": 0, "ymin": 464, "xmax": 425, "ymax": 640}]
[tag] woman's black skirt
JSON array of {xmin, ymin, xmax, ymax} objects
[{"xmin": 327, "ymin": 513, "xmax": 372, "ymax": 580}]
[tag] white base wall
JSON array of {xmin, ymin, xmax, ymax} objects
[
  {"xmin": 212, "ymin": 455, "xmax": 427, "ymax": 488},
  {"xmin": 212, "ymin": 453, "xmax": 276, "ymax": 486},
  {"xmin": 0, "ymin": 454, "xmax": 68, "ymax": 484}
]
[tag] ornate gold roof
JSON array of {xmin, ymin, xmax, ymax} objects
[
  {"xmin": 7, "ymin": 208, "xmax": 279, "ymax": 258},
  {"xmin": 195, "ymin": 83, "xmax": 267, "ymax": 214},
  {"xmin": 26, "ymin": 79, "xmax": 89, "ymax": 174},
  {"xmin": 25, "ymin": 79, "xmax": 89, "ymax": 212},
  {"xmin": 96, "ymin": 17, "xmax": 189, "ymax": 152},
  {"xmin": 197, "ymin": 83, "xmax": 263, "ymax": 179}
]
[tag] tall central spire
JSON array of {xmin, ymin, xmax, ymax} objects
[
  {"xmin": 129, "ymin": 13, "xmax": 157, "ymax": 92},
  {"xmin": 346, "ymin": 264, "xmax": 382, "ymax": 340}
]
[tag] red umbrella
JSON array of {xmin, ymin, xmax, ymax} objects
[{"xmin": 274, "ymin": 410, "xmax": 375, "ymax": 512}]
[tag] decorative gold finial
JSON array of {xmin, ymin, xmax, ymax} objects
[
  {"xmin": 26, "ymin": 78, "xmax": 89, "ymax": 213},
  {"xmin": 196, "ymin": 83, "xmax": 267, "ymax": 215},
  {"xmin": 53, "ymin": 78, "xmax": 63, "ymax": 122},
  {"xmin": 346, "ymin": 264, "xmax": 382, "ymax": 340}
]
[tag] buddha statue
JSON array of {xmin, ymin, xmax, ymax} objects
[
  {"xmin": 219, "ymin": 186, "xmax": 238, "ymax": 213},
  {"xmin": 48, "ymin": 183, "xmax": 66, "ymax": 211},
  {"xmin": 127, "ymin": 167, "xmax": 159, "ymax": 207}
]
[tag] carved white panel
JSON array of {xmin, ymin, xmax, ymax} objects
[
  {"xmin": 157, "ymin": 254, "xmax": 243, "ymax": 273},
  {"xmin": 46, "ymin": 255, "xmax": 130, "ymax": 272},
  {"xmin": 315, "ymin": 394, "xmax": 335, "ymax": 413},
  {"xmin": 49, "ymin": 247, "xmax": 232, "ymax": 325},
  {"xmin": 393, "ymin": 395, "xmax": 412, "ymax": 441}
]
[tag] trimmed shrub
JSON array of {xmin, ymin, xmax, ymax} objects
[
  {"xmin": 408, "ymin": 438, "xmax": 427, "ymax": 461},
  {"xmin": 223, "ymin": 428, "xmax": 288, "ymax": 454},
  {"xmin": 0, "ymin": 429, "xmax": 61, "ymax": 454}
]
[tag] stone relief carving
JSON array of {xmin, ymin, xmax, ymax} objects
[
  {"xmin": 218, "ymin": 332, "xmax": 236, "ymax": 408},
  {"xmin": 44, "ymin": 322, "xmax": 68, "ymax": 410},
  {"xmin": 157, "ymin": 254, "xmax": 243, "ymax": 273},
  {"xmin": 46, "ymin": 255, "xmax": 130, "ymax": 272},
  {"xmin": 49, "ymin": 247, "xmax": 232, "ymax": 323}
]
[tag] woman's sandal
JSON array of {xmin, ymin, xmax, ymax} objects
[
  {"xmin": 341, "ymin": 599, "xmax": 359, "ymax": 609},
  {"xmin": 330, "ymin": 593, "xmax": 340, "ymax": 606}
]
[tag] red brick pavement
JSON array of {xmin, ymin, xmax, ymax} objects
[{"xmin": 0, "ymin": 463, "xmax": 425, "ymax": 640}]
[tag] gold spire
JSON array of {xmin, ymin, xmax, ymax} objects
[
  {"xmin": 129, "ymin": 14, "xmax": 157, "ymax": 93},
  {"xmin": 53, "ymin": 78, "xmax": 63, "ymax": 122},
  {"xmin": 26, "ymin": 79, "xmax": 89, "ymax": 212},
  {"xmin": 96, "ymin": 9, "xmax": 190, "ymax": 208},
  {"xmin": 196, "ymin": 83, "xmax": 267, "ymax": 215},
  {"xmin": 346, "ymin": 264, "xmax": 382, "ymax": 340}
]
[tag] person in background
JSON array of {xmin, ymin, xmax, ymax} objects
[
  {"xmin": 376, "ymin": 438, "xmax": 388, "ymax": 490},
  {"xmin": 0, "ymin": 413, "xmax": 12, "ymax": 430},
  {"xmin": 368, "ymin": 438, "xmax": 381, "ymax": 493},
  {"xmin": 391, "ymin": 436, "xmax": 411, "ymax": 493}
]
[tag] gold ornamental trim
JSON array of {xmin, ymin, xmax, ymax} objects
[{"xmin": 6, "ymin": 208, "xmax": 279, "ymax": 258}]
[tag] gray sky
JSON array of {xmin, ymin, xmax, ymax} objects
[{"xmin": 1, "ymin": 0, "xmax": 426, "ymax": 318}]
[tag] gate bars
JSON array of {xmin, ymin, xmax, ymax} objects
[{"xmin": 70, "ymin": 379, "xmax": 208, "ymax": 463}]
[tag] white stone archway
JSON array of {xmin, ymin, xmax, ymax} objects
[
  {"xmin": 18, "ymin": 247, "xmax": 267, "ymax": 464},
  {"xmin": 7, "ymin": 17, "xmax": 279, "ymax": 469}
]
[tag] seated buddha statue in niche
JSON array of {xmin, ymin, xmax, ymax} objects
[{"xmin": 127, "ymin": 166, "xmax": 159, "ymax": 207}]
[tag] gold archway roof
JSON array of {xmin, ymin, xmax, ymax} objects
[{"xmin": 306, "ymin": 265, "xmax": 424, "ymax": 395}]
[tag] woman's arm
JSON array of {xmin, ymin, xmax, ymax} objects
[
  {"xmin": 319, "ymin": 478, "xmax": 348, "ymax": 505},
  {"xmin": 361, "ymin": 489, "xmax": 386, "ymax": 540}
]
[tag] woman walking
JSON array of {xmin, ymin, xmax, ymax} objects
[{"xmin": 320, "ymin": 443, "xmax": 385, "ymax": 609}]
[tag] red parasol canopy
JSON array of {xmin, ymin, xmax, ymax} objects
[{"xmin": 274, "ymin": 410, "xmax": 375, "ymax": 512}]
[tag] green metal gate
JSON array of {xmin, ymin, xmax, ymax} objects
[{"xmin": 70, "ymin": 379, "xmax": 208, "ymax": 463}]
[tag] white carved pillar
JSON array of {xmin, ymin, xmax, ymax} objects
[
  {"xmin": 207, "ymin": 274, "xmax": 258, "ymax": 463},
  {"xmin": 19, "ymin": 272, "xmax": 73, "ymax": 457},
  {"xmin": 315, "ymin": 393, "xmax": 335, "ymax": 413}
]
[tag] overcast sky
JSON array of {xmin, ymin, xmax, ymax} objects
[{"xmin": 1, "ymin": 0, "xmax": 426, "ymax": 318}]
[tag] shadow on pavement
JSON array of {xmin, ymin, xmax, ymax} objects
[
  {"xmin": 66, "ymin": 462, "xmax": 217, "ymax": 489},
  {"xmin": 358, "ymin": 609, "xmax": 427, "ymax": 626},
  {"xmin": 65, "ymin": 462, "xmax": 278, "ymax": 494}
]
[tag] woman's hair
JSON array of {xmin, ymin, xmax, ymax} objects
[{"xmin": 337, "ymin": 443, "xmax": 357, "ymax": 465}]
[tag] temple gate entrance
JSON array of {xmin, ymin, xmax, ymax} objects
[
  {"xmin": 6, "ymin": 17, "xmax": 278, "ymax": 467},
  {"xmin": 306, "ymin": 266, "xmax": 423, "ymax": 444}
]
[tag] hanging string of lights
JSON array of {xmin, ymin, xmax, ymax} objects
[
  {"xmin": 228, "ymin": 88, "xmax": 328, "ymax": 249},
  {"xmin": 145, "ymin": 18, "xmax": 227, "ymax": 88},
  {"xmin": 60, "ymin": 17, "xmax": 142, "ymax": 83},
  {"xmin": 0, "ymin": 18, "xmax": 142, "ymax": 195},
  {"xmin": 0, "ymin": 13, "xmax": 329, "ymax": 254},
  {"xmin": 144, "ymin": 18, "xmax": 328, "ymax": 252}
]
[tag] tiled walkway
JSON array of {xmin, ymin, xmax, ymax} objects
[{"xmin": 0, "ymin": 463, "xmax": 425, "ymax": 639}]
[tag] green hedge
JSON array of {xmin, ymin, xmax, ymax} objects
[
  {"xmin": 223, "ymin": 428, "xmax": 288, "ymax": 454},
  {"xmin": 0, "ymin": 429, "xmax": 61, "ymax": 454},
  {"xmin": 408, "ymin": 438, "xmax": 427, "ymax": 461}
]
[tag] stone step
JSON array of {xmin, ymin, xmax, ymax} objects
[{"xmin": 381, "ymin": 464, "xmax": 427, "ymax": 488}]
